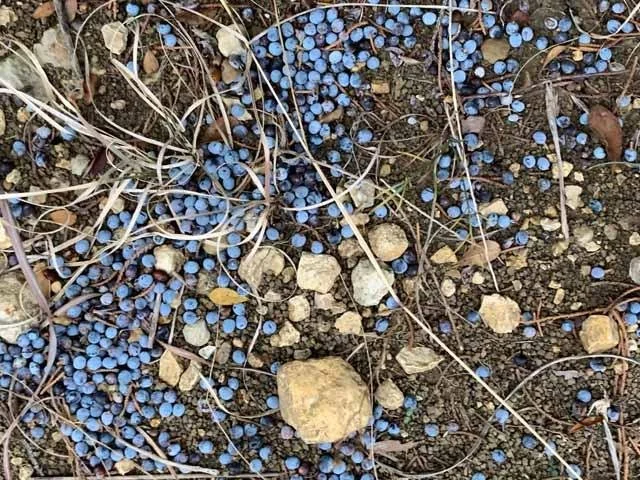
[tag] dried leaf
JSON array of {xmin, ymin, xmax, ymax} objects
[
  {"xmin": 568, "ymin": 416, "xmax": 603, "ymax": 434},
  {"xmin": 49, "ymin": 209, "xmax": 77, "ymax": 226},
  {"xmin": 542, "ymin": 45, "xmax": 568, "ymax": 68},
  {"xmin": 588, "ymin": 105, "xmax": 623, "ymax": 161},
  {"xmin": 198, "ymin": 116, "xmax": 237, "ymax": 144},
  {"xmin": 176, "ymin": 5, "xmax": 218, "ymax": 26},
  {"xmin": 32, "ymin": 2, "xmax": 55, "ymax": 19},
  {"xmin": 462, "ymin": 115, "xmax": 486, "ymax": 134},
  {"xmin": 143, "ymin": 50, "xmax": 159, "ymax": 74},
  {"xmin": 208, "ymin": 287, "xmax": 248, "ymax": 305},
  {"xmin": 373, "ymin": 440, "xmax": 422, "ymax": 454},
  {"xmin": 459, "ymin": 240, "xmax": 501, "ymax": 267},
  {"xmin": 89, "ymin": 147, "xmax": 108, "ymax": 176},
  {"xmin": 481, "ymin": 39, "xmax": 510, "ymax": 63},
  {"xmin": 319, "ymin": 105, "xmax": 343, "ymax": 123},
  {"xmin": 32, "ymin": 0, "xmax": 76, "ymax": 20}
]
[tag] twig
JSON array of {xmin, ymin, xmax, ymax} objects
[{"xmin": 545, "ymin": 83, "xmax": 570, "ymax": 240}]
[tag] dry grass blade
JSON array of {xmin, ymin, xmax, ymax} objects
[{"xmin": 545, "ymin": 83, "xmax": 570, "ymax": 240}]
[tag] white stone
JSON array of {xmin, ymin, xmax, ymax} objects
[
  {"xmin": 216, "ymin": 25, "xmax": 247, "ymax": 57},
  {"xmin": 287, "ymin": 295, "xmax": 310, "ymax": 322},
  {"xmin": 239, "ymin": 248, "xmax": 285, "ymax": 291},
  {"xmin": 158, "ymin": 351, "xmax": 183, "ymax": 387},
  {"xmin": 579, "ymin": 315, "xmax": 619, "ymax": 353},
  {"xmin": 0, "ymin": 220, "xmax": 11, "ymax": 249},
  {"xmin": 182, "ymin": 320, "xmax": 210, "ymax": 347},
  {"xmin": 441, "ymin": 278, "xmax": 456, "ymax": 297},
  {"xmin": 70, "ymin": 154, "xmax": 90, "ymax": 176},
  {"xmin": 430, "ymin": 246, "xmax": 457, "ymax": 264},
  {"xmin": 565, "ymin": 185, "xmax": 583, "ymax": 210},
  {"xmin": 0, "ymin": 272, "xmax": 39, "ymax": 343},
  {"xmin": 314, "ymin": 293, "xmax": 347, "ymax": 314},
  {"xmin": 270, "ymin": 321, "xmax": 300, "ymax": 348},
  {"xmin": 395, "ymin": 346, "xmax": 443, "ymax": 374},
  {"xmin": 198, "ymin": 345, "xmax": 216, "ymax": 360},
  {"xmin": 348, "ymin": 178, "xmax": 376, "ymax": 208},
  {"xmin": 351, "ymin": 258, "xmax": 394, "ymax": 306},
  {"xmin": 630, "ymin": 257, "xmax": 640, "ymax": 284},
  {"xmin": 368, "ymin": 224, "xmax": 408, "ymax": 261},
  {"xmin": 101, "ymin": 22, "xmax": 128, "ymax": 55},
  {"xmin": 374, "ymin": 379, "xmax": 404, "ymax": 410},
  {"xmin": 0, "ymin": 7, "xmax": 17, "ymax": 26},
  {"xmin": 334, "ymin": 311, "xmax": 363, "ymax": 335},
  {"xmin": 178, "ymin": 361, "xmax": 201, "ymax": 392},
  {"xmin": 34, "ymin": 28, "xmax": 73, "ymax": 69},
  {"xmin": 479, "ymin": 199, "xmax": 508, "ymax": 216},
  {"xmin": 296, "ymin": 252, "xmax": 341, "ymax": 294},
  {"xmin": 154, "ymin": 245, "xmax": 185, "ymax": 275},
  {"xmin": 479, "ymin": 294, "xmax": 521, "ymax": 334},
  {"xmin": 540, "ymin": 218, "xmax": 562, "ymax": 231}
]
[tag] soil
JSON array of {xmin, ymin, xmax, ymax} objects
[{"xmin": 1, "ymin": 1, "xmax": 640, "ymax": 480}]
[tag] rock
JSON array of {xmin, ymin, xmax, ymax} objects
[
  {"xmin": 101, "ymin": 22, "xmax": 128, "ymax": 55},
  {"xmin": 395, "ymin": 346, "xmax": 443, "ymax": 374},
  {"xmin": 0, "ymin": 109, "xmax": 4, "ymax": 136},
  {"xmin": 0, "ymin": 55, "xmax": 48, "ymax": 100},
  {"xmin": 314, "ymin": 293, "xmax": 347, "ymax": 315},
  {"xmin": 198, "ymin": 345, "xmax": 216, "ymax": 360},
  {"xmin": 158, "ymin": 351, "xmax": 183, "ymax": 387},
  {"xmin": 338, "ymin": 238, "xmax": 363, "ymax": 258},
  {"xmin": 115, "ymin": 459, "xmax": 136, "ymax": 475},
  {"xmin": 574, "ymin": 226, "xmax": 600, "ymax": 252},
  {"xmin": 441, "ymin": 278, "xmax": 456, "ymax": 297},
  {"xmin": 481, "ymin": 38, "xmax": 510, "ymax": 63},
  {"xmin": 552, "ymin": 161, "xmax": 573, "ymax": 179},
  {"xmin": 70, "ymin": 154, "xmax": 90, "ymax": 176},
  {"xmin": 34, "ymin": 28, "xmax": 73, "ymax": 69},
  {"xmin": 565, "ymin": 185, "xmax": 583, "ymax": 210},
  {"xmin": 270, "ymin": 321, "xmax": 300, "ymax": 348},
  {"xmin": 0, "ymin": 7, "xmax": 17, "ymax": 26},
  {"xmin": 277, "ymin": 357, "xmax": 371, "ymax": 443},
  {"xmin": 368, "ymin": 224, "xmax": 408, "ymax": 261},
  {"xmin": 287, "ymin": 295, "xmax": 310, "ymax": 322},
  {"xmin": 479, "ymin": 199, "xmax": 508, "ymax": 216},
  {"xmin": 630, "ymin": 257, "xmax": 640, "ymax": 284},
  {"xmin": 631, "ymin": 232, "xmax": 640, "ymax": 246},
  {"xmin": 334, "ymin": 311, "xmax": 363, "ymax": 335},
  {"xmin": 296, "ymin": 253, "xmax": 341, "ymax": 294},
  {"xmin": 371, "ymin": 80, "xmax": 390, "ymax": 94},
  {"xmin": 154, "ymin": 245, "xmax": 185, "ymax": 275},
  {"xmin": 196, "ymin": 271, "xmax": 218, "ymax": 296},
  {"xmin": 479, "ymin": 294, "xmax": 521, "ymax": 334},
  {"xmin": 374, "ymin": 379, "xmax": 404, "ymax": 410},
  {"xmin": 178, "ymin": 361, "xmax": 201, "ymax": 392},
  {"xmin": 540, "ymin": 218, "xmax": 562, "ymax": 231},
  {"xmin": 216, "ymin": 25, "xmax": 247, "ymax": 57},
  {"xmin": 215, "ymin": 341, "xmax": 232, "ymax": 364},
  {"xmin": 238, "ymin": 248, "xmax": 285, "ymax": 291},
  {"xmin": 0, "ymin": 273, "xmax": 39, "ymax": 344},
  {"xmin": 339, "ymin": 213, "xmax": 369, "ymax": 227},
  {"xmin": 183, "ymin": 320, "xmax": 210, "ymax": 347},
  {"xmin": 348, "ymin": 178, "xmax": 376, "ymax": 208},
  {"xmin": 351, "ymin": 258, "xmax": 394, "ymax": 306},
  {"xmin": 579, "ymin": 315, "xmax": 619, "ymax": 353},
  {"xmin": 221, "ymin": 59, "xmax": 241, "ymax": 84},
  {"xmin": 247, "ymin": 352, "xmax": 265, "ymax": 368},
  {"xmin": 0, "ymin": 220, "xmax": 11, "ymax": 250},
  {"xmin": 430, "ymin": 246, "xmax": 457, "ymax": 264}
]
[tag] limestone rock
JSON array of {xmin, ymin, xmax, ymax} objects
[
  {"xmin": 565, "ymin": 185, "xmax": 583, "ymax": 210},
  {"xmin": 214, "ymin": 341, "xmax": 232, "ymax": 364},
  {"xmin": 351, "ymin": 258, "xmax": 394, "ymax": 306},
  {"xmin": 270, "ymin": 321, "xmax": 300, "ymax": 348},
  {"xmin": 479, "ymin": 199, "xmax": 508, "ymax": 216},
  {"xmin": 0, "ymin": 7, "xmax": 17, "ymax": 26},
  {"xmin": 178, "ymin": 361, "xmax": 201, "ymax": 392},
  {"xmin": 481, "ymin": 38, "xmax": 510, "ymax": 63},
  {"xmin": 216, "ymin": 25, "xmax": 247, "ymax": 57},
  {"xmin": 374, "ymin": 379, "xmax": 404, "ymax": 410},
  {"xmin": 338, "ymin": 238, "xmax": 363, "ymax": 258},
  {"xmin": 579, "ymin": 315, "xmax": 619, "ymax": 353},
  {"xmin": 238, "ymin": 248, "xmax": 285, "ymax": 291},
  {"xmin": 0, "ymin": 221, "xmax": 11, "ymax": 249},
  {"xmin": 277, "ymin": 357, "xmax": 371, "ymax": 443},
  {"xmin": 368, "ymin": 224, "xmax": 408, "ymax": 261},
  {"xmin": 34, "ymin": 28, "xmax": 73, "ymax": 69},
  {"xmin": 101, "ymin": 22, "xmax": 128, "ymax": 55},
  {"xmin": 198, "ymin": 345, "xmax": 216, "ymax": 360},
  {"xmin": 154, "ymin": 245, "xmax": 185, "ymax": 275},
  {"xmin": 297, "ymin": 252, "xmax": 341, "ymax": 294},
  {"xmin": 0, "ymin": 272, "xmax": 39, "ymax": 343},
  {"xmin": 115, "ymin": 459, "xmax": 136, "ymax": 475},
  {"xmin": 159, "ymin": 351, "xmax": 183, "ymax": 386},
  {"xmin": 182, "ymin": 320, "xmax": 210, "ymax": 347},
  {"xmin": 314, "ymin": 293, "xmax": 347, "ymax": 315},
  {"xmin": 479, "ymin": 294, "xmax": 521, "ymax": 334},
  {"xmin": 395, "ymin": 346, "xmax": 443, "ymax": 374},
  {"xmin": 348, "ymin": 178, "xmax": 376, "ymax": 208},
  {"xmin": 287, "ymin": 295, "xmax": 310, "ymax": 322},
  {"xmin": 334, "ymin": 311, "xmax": 363, "ymax": 335},
  {"xmin": 430, "ymin": 246, "xmax": 457, "ymax": 264},
  {"xmin": 630, "ymin": 257, "xmax": 640, "ymax": 284},
  {"xmin": 0, "ymin": 55, "xmax": 48, "ymax": 101}
]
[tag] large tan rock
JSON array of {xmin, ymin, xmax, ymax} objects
[
  {"xmin": 579, "ymin": 315, "xmax": 619, "ymax": 353},
  {"xmin": 277, "ymin": 357, "xmax": 371, "ymax": 443},
  {"xmin": 479, "ymin": 294, "xmax": 521, "ymax": 334},
  {"xmin": 238, "ymin": 248, "xmax": 285, "ymax": 291},
  {"xmin": 154, "ymin": 245, "xmax": 184, "ymax": 275},
  {"xmin": 395, "ymin": 346, "xmax": 443, "ymax": 374},
  {"xmin": 296, "ymin": 253, "xmax": 341, "ymax": 294},
  {"xmin": 158, "ymin": 351, "xmax": 183, "ymax": 387},
  {"xmin": 375, "ymin": 379, "xmax": 404, "ymax": 410},
  {"xmin": 368, "ymin": 223, "xmax": 408, "ymax": 261}
]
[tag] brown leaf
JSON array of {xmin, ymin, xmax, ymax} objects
[
  {"xmin": 143, "ymin": 50, "xmax": 159, "ymax": 74},
  {"xmin": 319, "ymin": 105, "xmax": 343, "ymax": 123},
  {"xmin": 32, "ymin": 2, "xmax": 55, "ymax": 19},
  {"xmin": 49, "ymin": 208, "xmax": 77, "ymax": 226},
  {"xmin": 588, "ymin": 105, "xmax": 623, "ymax": 161},
  {"xmin": 459, "ymin": 240, "xmax": 501, "ymax": 267},
  {"xmin": 198, "ymin": 116, "xmax": 237, "ymax": 144},
  {"xmin": 89, "ymin": 147, "xmax": 108, "ymax": 175},
  {"xmin": 568, "ymin": 416, "xmax": 603, "ymax": 434},
  {"xmin": 32, "ymin": 0, "xmax": 77, "ymax": 20},
  {"xmin": 372, "ymin": 440, "xmax": 422, "ymax": 454},
  {"xmin": 176, "ymin": 5, "xmax": 219, "ymax": 26},
  {"xmin": 208, "ymin": 287, "xmax": 248, "ymax": 305},
  {"xmin": 462, "ymin": 116, "xmax": 486, "ymax": 134},
  {"xmin": 542, "ymin": 45, "xmax": 568, "ymax": 68},
  {"xmin": 83, "ymin": 72, "xmax": 99, "ymax": 103},
  {"xmin": 33, "ymin": 263, "xmax": 52, "ymax": 299},
  {"xmin": 481, "ymin": 39, "xmax": 510, "ymax": 64}
]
